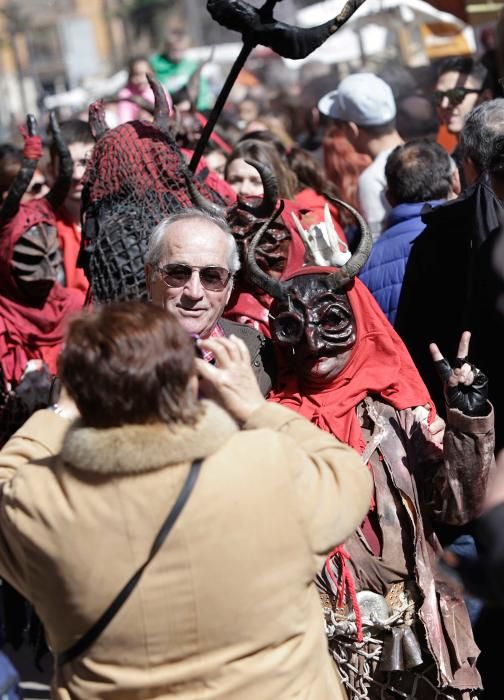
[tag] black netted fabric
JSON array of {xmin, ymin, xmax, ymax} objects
[{"xmin": 81, "ymin": 120, "xmax": 225, "ymax": 303}]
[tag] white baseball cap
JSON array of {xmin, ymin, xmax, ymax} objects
[{"xmin": 318, "ymin": 73, "xmax": 396, "ymax": 127}]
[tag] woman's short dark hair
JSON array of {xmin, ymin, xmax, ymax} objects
[{"xmin": 59, "ymin": 301, "xmax": 198, "ymax": 428}]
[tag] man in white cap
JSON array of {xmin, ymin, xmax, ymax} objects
[{"xmin": 319, "ymin": 73, "xmax": 403, "ymax": 239}]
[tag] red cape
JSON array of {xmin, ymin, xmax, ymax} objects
[{"xmin": 0, "ymin": 199, "xmax": 84, "ymax": 384}]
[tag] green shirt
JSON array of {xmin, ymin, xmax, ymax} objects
[{"xmin": 150, "ymin": 54, "xmax": 214, "ymax": 111}]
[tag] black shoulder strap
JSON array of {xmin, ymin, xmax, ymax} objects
[{"xmin": 57, "ymin": 458, "xmax": 203, "ymax": 666}]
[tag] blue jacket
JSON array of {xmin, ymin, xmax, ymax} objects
[{"xmin": 359, "ymin": 200, "xmax": 444, "ymax": 325}]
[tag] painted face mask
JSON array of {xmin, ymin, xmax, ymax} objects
[
  {"xmin": 248, "ymin": 198, "xmax": 372, "ymax": 380},
  {"xmin": 270, "ymin": 274, "xmax": 356, "ymax": 351},
  {"xmin": 227, "ymin": 199, "xmax": 291, "ymax": 279},
  {"xmin": 12, "ymin": 223, "xmax": 63, "ymax": 288},
  {"xmin": 0, "ymin": 113, "xmax": 71, "ymax": 302}
]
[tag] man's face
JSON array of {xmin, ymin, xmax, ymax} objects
[
  {"xmin": 66, "ymin": 141, "xmax": 93, "ymax": 203},
  {"xmin": 434, "ymin": 71, "xmax": 482, "ymax": 135},
  {"xmin": 271, "ymin": 274, "xmax": 356, "ymax": 386},
  {"xmin": 147, "ymin": 218, "xmax": 233, "ymax": 338}
]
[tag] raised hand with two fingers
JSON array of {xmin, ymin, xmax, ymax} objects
[{"xmin": 429, "ymin": 331, "xmax": 489, "ymax": 417}]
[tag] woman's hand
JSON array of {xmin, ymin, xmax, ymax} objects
[
  {"xmin": 429, "ymin": 331, "xmax": 488, "ymax": 416},
  {"xmin": 195, "ymin": 334, "xmax": 266, "ymax": 424}
]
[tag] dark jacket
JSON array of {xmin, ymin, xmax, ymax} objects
[
  {"xmin": 359, "ymin": 200, "xmax": 443, "ymax": 324},
  {"xmin": 395, "ymin": 181, "xmax": 502, "ymax": 421},
  {"xmin": 220, "ymin": 318, "xmax": 275, "ymax": 396}
]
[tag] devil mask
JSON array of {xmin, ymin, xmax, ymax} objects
[
  {"xmin": 12, "ymin": 220, "xmax": 63, "ymax": 298},
  {"xmin": 270, "ymin": 271, "xmax": 356, "ymax": 383},
  {"xmin": 0, "ymin": 114, "xmax": 70, "ymax": 303},
  {"xmin": 248, "ymin": 199, "xmax": 372, "ymax": 382}
]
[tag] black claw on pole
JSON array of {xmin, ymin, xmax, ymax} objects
[
  {"xmin": 190, "ymin": 0, "xmax": 367, "ymax": 173},
  {"xmin": 189, "ymin": 0, "xmax": 281, "ymax": 173}
]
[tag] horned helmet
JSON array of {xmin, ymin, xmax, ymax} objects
[
  {"xmin": 0, "ymin": 113, "xmax": 70, "ymax": 301},
  {"xmin": 248, "ymin": 197, "xmax": 373, "ymax": 383}
]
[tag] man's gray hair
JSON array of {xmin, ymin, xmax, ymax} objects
[
  {"xmin": 459, "ymin": 99, "xmax": 504, "ymax": 174},
  {"xmin": 146, "ymin": 208, "xmax": 241, "ymax": 274}
]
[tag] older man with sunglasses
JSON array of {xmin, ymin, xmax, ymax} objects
[{"xmin": 145, "ymin": 208, "xmax": 275, "ymax": 395}]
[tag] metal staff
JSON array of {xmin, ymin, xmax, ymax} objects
[{"xmin": 189, "ymin": 0, "xmax": 367, "ymax": 172}]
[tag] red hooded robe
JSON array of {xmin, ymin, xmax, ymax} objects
[{"xmin": 0, "ymin": 198, "xmax": 84, "ymax": 386}]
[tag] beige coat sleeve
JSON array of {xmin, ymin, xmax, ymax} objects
[
  {"xmin": 0, "ymin": 409, "xmax": 69, "ymax": 482},
  {"xmin": 0, "ymin": 410, "xmax": 70, "ymax": 595},
  {"xmin": 244, "ymin": 402, "xmax": 372, "ymax": 558}
]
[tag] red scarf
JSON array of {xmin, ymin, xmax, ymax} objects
[
  {"xmin": 0, "ymin": 199, "xmax": 84, "ymax": 384},
  {"xmin": 269, "ymin": 276, "xmax": 434, "ymax": 454}
]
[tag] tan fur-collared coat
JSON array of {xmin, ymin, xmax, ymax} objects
[{"xmin": 0, "ymin": 401, "xmax": 371, "ymax": 700}]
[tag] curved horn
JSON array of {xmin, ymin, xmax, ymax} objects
[
  {"xmin": 238, "ymin": 159, "xmax": 279, "ymax": 219},
  {"xmin": 246, "ymin": 200, "xmax": 287, "ymax": 299},
  {"xmin": 45, "ymin": 111, "xmax": 72, "ymax": 210},
  {"xmin": 89, "ymin": 99, "xmax": 110, "ymax": 141},
  {"xmin": 323, "ymin": 192, "xmax": 373, "ymax": 287},
  {"xmin": 148, "ymin": 74, "xmax": 173, "ymax": 129},
  {"xmin": 183, "ymin": 168, "xmax": 227, "ymax": 218},
  {"xmin": 0, "ymin": 114, "xmax": 40, "ymax": 222}
]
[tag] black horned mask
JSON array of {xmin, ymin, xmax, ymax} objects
[
  {"xmin": 0, "ymin": 113, "xmax": 70, "ymax": 300},
  {"xmin": 185, "ymin": 158, "xmax": 294, "ymax": 281},
  {"xmin": 248, "ymin": 196, "xmax": 372, "ymax": 354}
]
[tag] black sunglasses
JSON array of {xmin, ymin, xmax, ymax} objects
[
  {"xmin": 156, "ymin": 263, "xmax": 232, "ymax": 291},
  {"xmin": 432, "ymin": 87, "xmax": 482, "ymax": 107}
]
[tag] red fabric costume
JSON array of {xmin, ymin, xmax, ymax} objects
[
  {"xmin": 0, "ymin": 199, "xmax": 84, "ymax": 384},
  {"xmin": 55, "ymin": 211, "xmax": 89, "ymax": 295}
]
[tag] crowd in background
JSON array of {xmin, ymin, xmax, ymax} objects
[{"xmin": 0, "ymin": 10, "xmax": 504, "ymax": 700}]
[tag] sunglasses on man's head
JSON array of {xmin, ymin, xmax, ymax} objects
[
  {"xmin": 432, "ymin": 87, "xmax": 482, "ymax": 107},
  {"xmin": 156, "ymin": 263, "xmax": 232, "ymax": 291}
]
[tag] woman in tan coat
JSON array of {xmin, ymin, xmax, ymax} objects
[{"xmin": 0, "ymin": 301, "xmax": 371, "ymax": 700}]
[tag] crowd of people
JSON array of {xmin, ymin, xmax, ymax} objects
[{"xmin": 0, "ymin": 15, "xmax": 503, "ymax": 700}]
